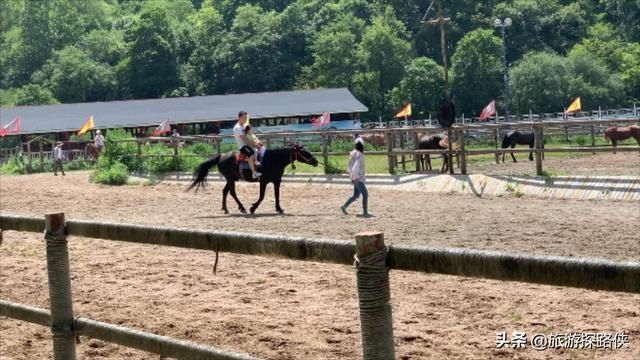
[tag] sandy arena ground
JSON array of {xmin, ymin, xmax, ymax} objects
[{"xmin": 1, "ymin": 159, "xmax": 639, "ymax": 359}]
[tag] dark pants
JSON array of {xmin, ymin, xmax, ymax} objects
[
  {"xmin": 343, "ymin": 180, "xmax": 368, "ymax": 214},
  {"xmin": 54, "ymin": 159, "xmax": 64, "ymax": 175}
]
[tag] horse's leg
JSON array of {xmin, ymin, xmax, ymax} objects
[
  {"xmin": 612, "ymin": 139, "xmax": 617, "ymax": 154},
  {"xmin": 222, "ymin": 183, "xmax": 230, "ymax": 214},
  {"xmin": 427, "ymin": 154, "xmax": 432, "ymax": 171},
  {"xmin": 510, "ymin": 144, "xmax": 517, "ymax": 162},
  {"xmin": 250, "ymin": 180, "xmax": 267, "ymax": 214},
  {"xmin": 529, "ymin": 143, "xmax": 534, "ymax": 161},
  {"xmin": 440, "ymin": 155, "xmax": 448, "ymax": 173},
  {"xmin": 274, "ymin": 181, "xmax": 284, "ymax": 214},
  {"xmin": 229, "ymin": 181, "xmax": 246, "ymax": 213}
]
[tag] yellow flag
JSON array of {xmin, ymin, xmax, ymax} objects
[
  {"xmin": 394, "ymin": 103, "xmax": 412, "ymax": 118},
  {"xmin": 77, "ymin": 116, "xmax": 95, "ymax": 136},
  {"xmin": 566, "ymin": 97, "xmax": 581, "ymax": 113}
]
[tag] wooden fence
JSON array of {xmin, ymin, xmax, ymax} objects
[
  {"xmin": 113, "ymin": 117, "xmax": 639, "ymax": 176},
  {"xmin": 1, "ymin": 213, "xmax": 638, "ymax": 359}
]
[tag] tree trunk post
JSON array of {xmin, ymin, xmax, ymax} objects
[
  {"xmin": 354, "ymin": 231, "xmax": 395, "ymax": 360},
  {"xmin": 39, "ymin": 140, "xmax": 44, "ymax": 171},
  {"xmin": 44, "ymin": 213, "xmax": 77, "ymax": 360}
]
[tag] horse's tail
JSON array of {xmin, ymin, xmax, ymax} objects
[{"xmin": 187, "ymin": 155, "xmax": 220, "ymax": 192}]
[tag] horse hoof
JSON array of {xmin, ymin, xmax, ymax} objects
[
  {"xmin": 277, "ymin": 209, "xmax": 285, "ymax": 214},
  {"xmin": 250, "ymin": 207, "xmax": 256, "ymax": 214},
  {"xmin": 223, "ymin": 210, "xmax": 229, "ymax": 214},
  {"xmin": 239, "ymin": 208, "xmax": 247, "ymax": 214}
]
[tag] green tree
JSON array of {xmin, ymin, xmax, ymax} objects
[
  {"xmin": 180, "ymin": 6, "xmax": 229, "ymax": 95},
  {"xmin": 354, "ymin": 7, "xmax": 410, "ymax": 119},
  {"xmin": 78, "ymin": 29, "xmax": 126, "ymax": 66},
  {"xmin": 566, "ymin": 50, "xmax": 625, "ymax": 108},
  {"xmin": 125, "ymin": 6, "xmax": 179, "ymax": 98},
  {"xmin": 225, "ymin": 5, "xmax": 289, "ymax": 92},
  {"xmin": 509, "ymin": 51, "xmax": 570, "ymax": 113},
  {"xmin": 32, "ymin": 46, "xmax": 117, "ymax": 103},
  {"xmin": 451, "ymin": 28, "xmax": 503, "ymax": 116},
  {"xmin": 11, "ymin": 84, "xmax": 59, "ymax": 106},
  {"xmin": 299, "ymin": 14, "xmax": 365, "ymax": 89},
  {"xmin": 388, "ymin": 57, "xmax": 444, "ymax": 118}
]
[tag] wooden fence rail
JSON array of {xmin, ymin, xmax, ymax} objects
[
  {"xmin": 106, "ymin": 117, "xmax": 639, "ymax": 176},
  {"xmin": 1, "ymin": 213, "xmax": 639, "ymax": 360},
  {"xmin": 0, "ymin": 300, "xmax": 258, "ymax": 360},
  {"xmin": 1, "ymin": 214, "xmax": 638, "ymax": 293}
]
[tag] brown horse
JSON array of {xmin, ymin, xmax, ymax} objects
[
  {"xmin": 85, "ymin": 143, "xmax": 100, "ymax": 162},
  {"xmin": 604, "ymin": 125, "xmax": 640, "ymax": 153},
  {"xmin": 417, "ymin": 134, "xmax": 458, "ymax": 173}
]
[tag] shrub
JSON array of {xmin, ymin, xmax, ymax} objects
[{"xmin": 93, "ymin": 162, "xmax": 128, "ymax": 185}]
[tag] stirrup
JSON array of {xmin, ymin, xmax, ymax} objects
[{"xmin": 252, "ymin": 172, "xmax": 262, "ymax": 179}]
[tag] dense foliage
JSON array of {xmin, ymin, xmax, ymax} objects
[{"xmin": 1, "ymin": 0, "xmax": 637, "ymax": 120}]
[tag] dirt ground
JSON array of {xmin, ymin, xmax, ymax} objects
[
  {"xmin": 0, "ymin": 167, "xmax": 639, "ymax": 359},
  {"xmin": 467, "ymin": 152, "xmax": 640, "ymax": 177}
]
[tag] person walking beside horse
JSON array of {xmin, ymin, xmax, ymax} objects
[
  {"xmin": 340, "ymin": 137, "xmax": 372, "ymax": 217},
  {"xmin": 53, "ymin": 141, "xmax": 65, "ymax": 176}
]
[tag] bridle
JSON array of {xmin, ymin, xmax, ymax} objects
[{"xmin": 289, "ymin": 146, "xmax": 314, "ymax": 170}]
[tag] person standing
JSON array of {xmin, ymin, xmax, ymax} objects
[
  {"xmin": 94, "ymin": 130, "xmax": 105, "ymax": 154},
  {"xmin": 233, "ymin": 111, "xmax": 262, "ymax": 179},
  {"xmin": 53, "ymin": 141, "xmax": 65, "ymax": 176},
  {"xmin": 340, "ymin": 137, "xmax": 371, "ymax": 217}
]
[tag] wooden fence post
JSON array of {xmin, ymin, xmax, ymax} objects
[
  {"xmin": 136, "ymin": 141, "xmax": 142, "ymax": 162},
  {"xmin": 591, "ymin": 125, "xmax": 596, "ymax": 155},
  {"xmin": 459, "ymin": 128, "xmax": 467, "ymax": 175},
  {"xmin": 535, "ymin": 126, "xmax": 543, "ymax": 176},
  {"xmin": 321, "ymin": 134, "xmax": 329, "ymax": 174},
  {"xmin": 386, "ymin": 133, "xmax": 394, "ymax": 174},
  {"xmin": 216, "ymin": 138, "xmax": 222, "ymax": 155},
  {"xmin": 494, "ymin": 128, "xmax": 500, "ymax": 164},
  {"xmin": 447, "ymin": 127, "xmax": 454, "ymax": 174},
  {"xmin": 413, "ymin": 132, "xmax": 421, "ymax": 172},
  {"xmin": 400, "ymin": 133, "xmax": 406, "ymax": 172},
  {"xmin": 354, "ymin": 232, "xmax": 394, "ymax": 360},
  {"xmin": 39, "ymin": 140, "xmax": 45, "ymax": 171},
  {"xmin": 44, "ymin": 213, "xmax": 77, "ymax": 360}
]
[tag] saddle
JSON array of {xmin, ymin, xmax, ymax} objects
[{"xmin": 235, "ymin": 149, "xmax": 265, "ymax": 182}]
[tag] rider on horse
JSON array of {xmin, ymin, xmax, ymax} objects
[{"xmin": 233, "ymin": 111, "xmax": 262, "ymax": 179}]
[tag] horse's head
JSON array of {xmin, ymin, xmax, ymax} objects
[{"xmin": 289, "ymin": 143, "xmax": 318, "ymax": 167}]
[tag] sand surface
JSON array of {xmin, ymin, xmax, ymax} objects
[{"xmin": 0, "ymin": 168, "xmax": 638, "ymax": 359}]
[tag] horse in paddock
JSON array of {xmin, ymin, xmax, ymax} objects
[
  {"xmin": 604, "ymin": 125, "xmax": 640, "ymax": 152},
  {"xmin": 501, "ymin": 131, "xmax": 536, "ymax": 163},
  {"xmin": 417, "ymin": 134, "xmax": 457, "ymax": 173},
  {"xmin": 188, "ymin": 144, "xmax": 318, "ymax": 214},
  {"xmin": 85, "ymin": 143, "xmax": 100, "ymax": 162}
]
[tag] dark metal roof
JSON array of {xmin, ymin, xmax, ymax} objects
[{"xmin": 0, "ymin": 88, "xmax": 367, "ymax": 135}]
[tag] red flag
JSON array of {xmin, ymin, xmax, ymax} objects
[
  {"xmin": 479, "ymin": 100, "xmax": 496, "ymax": 121},
  {"xmin": 1, "ymin": 116, "xmax": 21, "ymax": 137},
  {"xmin": 151, "ymin": 119, "xmax": 171, "ymax": 136},
  {"xmin": 312, "ymin": 112, "xmax": 331, "ymax": 128}
]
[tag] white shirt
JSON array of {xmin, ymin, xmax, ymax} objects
[
  {"xmin": 348, "ymin": 150, "xmax": 365, "ymax": 182},
  {"xmin": 95, "ymin": 134, "xmax": 105, "ymax": 147},
  {"xmin": 54, "ymin": 147, "xmax": 64, "ymax": 160},
  {"xmin": 233, "ymin": 122, "xmax": 246, "ymax": 149}
]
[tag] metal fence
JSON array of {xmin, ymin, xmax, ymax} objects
[{"xmin": 1, "ymin": 213, "xmax": 638, "ymax": 359}]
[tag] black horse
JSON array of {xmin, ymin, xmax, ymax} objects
[
  {"xmin": 188, "ymin": 144, "xmax": 318, "ymax": 214},
  {"xmin": 501, "ymin": 131, "xmax": 536, "ymax": 163}
]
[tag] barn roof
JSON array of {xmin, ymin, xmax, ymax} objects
[{"xmin": 0, "ymin": 88, "xmax": 368, "ymax": 135}]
